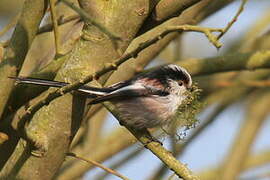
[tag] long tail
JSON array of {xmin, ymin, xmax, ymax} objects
[{"xmin": 10, "ymin": 77, "xmax": 109, "ymax": 95}]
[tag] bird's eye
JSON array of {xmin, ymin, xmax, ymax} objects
[{"xmin": 178, "ymin": 81, "xmax": 183, "ymax": 86}]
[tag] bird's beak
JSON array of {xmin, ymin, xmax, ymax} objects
[
  {"xmin": 186, "ymin": 83, "xmax": 193, "ymax": 91},
  {"xmin": 186, "ymin": 83, "xmax": 192, "ymax": 90}
]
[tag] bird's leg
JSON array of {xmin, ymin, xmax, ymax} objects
[{"xmin": 143, "ymin": 128, "xmax": 163, "ymax": 146}]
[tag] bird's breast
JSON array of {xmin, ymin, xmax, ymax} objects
[{"xmin": 113, "ymin": 95, "xmax": 183, "ymax": 129}]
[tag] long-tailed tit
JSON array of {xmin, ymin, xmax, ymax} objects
[{"xmin": 11, "ymin": 64, "xmax": 192, "ymax": 129}]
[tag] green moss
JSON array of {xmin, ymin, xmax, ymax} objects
[{"xmin": 172, "ymin": 83, "xmax": 203, "ymax": 131}]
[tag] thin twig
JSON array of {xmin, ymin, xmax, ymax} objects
[
  {"xmin": 217, "ymin": 0, "xmax": 248, "ymax": 39},
  {"xmin": 214, "ymin": 79, "xmax": 270, "ymax": 87},
  {"xmin": 49, "ymin": 0, "xmax": 62, "ymax": 56},
  {"xmin": 168, "ymin": 25, "xmax": 223, "ymax": 48},
  {"xmin": 37, "ymin": 15, "xmax": 80, "ymax": 34},
  {"xmin": 96, "ymin": 148, "xmax": 144, "ymax": 180},
  {"xmin": 59, "ymin": 0, "xmax": 120, "ymax": 41},
  {"xmin": 173, "ymin": 36, "xmax": 182, "ymax": 62},
  {"xmin": 66, "ymin": 152, "xmax": 130, "ymax": 180}
]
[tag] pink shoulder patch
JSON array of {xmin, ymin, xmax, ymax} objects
[{"xmin": 138, "ymin": 78, "xmax": 164, "ymax": 88}]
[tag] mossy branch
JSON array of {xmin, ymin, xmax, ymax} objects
[
  {"xmin": 103, "ymin": 102, "xmax": 200, "ymax": 180},
  {"xmin": 153, "ymin": 0, "xmax": 202, "ymax": 21},
  {"xmin": 59, "ymin": 0, "xmax": 120, "ymax": 41},
  {"xmin": 178, "ymin": 50, "xmax": 270, "ymax": 76}
]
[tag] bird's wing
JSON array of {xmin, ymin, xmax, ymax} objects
[{"xmin": 89, "ymin": 83, "xmax": 169, "ymax": 104}]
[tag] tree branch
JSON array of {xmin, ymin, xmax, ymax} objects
[
  {"xmin": 66, "ymin": 152, "xmax": 130, "ymax": 180},
  {"xmin": 178, "ymin": 50, "xmax": 270, "ymax": 76},
  {"xmin": 217, "ymin": 0, "xmax": 248, "ymax": 39},
  {"xmin": 103, "ymin": 102, "xmax": 200, "ymax": 180},
  {"xmin": 37, "ymin": 15, "xmax": 80, "ymax": 34},
  {"xmin": 49, "ymin": 0, "xmax": 62, "ymax": 56},
  {"xmin": 60, "ymin": 0, "xmax": 120, "ymax": 40},
  {"xmin": 153, "ymin": 0, "xmax": 203, "ymax": 21},
  {"xmin": 0, "ymin": 0, "xmax": 46, "ymax": 119}
]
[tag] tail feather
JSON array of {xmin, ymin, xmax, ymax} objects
[
  {"xmin": 10, "ymin": 77, "xmax": 68, "ymax": 88},
  {"xmin": 9, "ymin": 77, "xmax": 108, "ymax": 96}
]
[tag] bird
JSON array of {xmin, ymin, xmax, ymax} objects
[{"xmin": 11, "ymin": 64, "xmax": 192, "ymax": 129}]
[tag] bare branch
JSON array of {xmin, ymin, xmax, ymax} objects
[
  {"xmin": 217, "ymin": 0, "xmax": 248, "ymax": 39},
  {"xmin": 66, "ymin": 152, "xmax": 130, "ymax": 180},
  {"xmin": 49, "ymin": 0, "xmax": 62, "ymax": 56},
  {"xmin": 178, "ymin": 50, "xmax": 270, "ymax": 76},
  {"xmin": 153, "ymin": 0, "xmax": 203, "ymax": 21},
  {"xmin": 37, "ymin": 15, "xmax": 80, "ymax": 34},
  {"xmin": 96, "ymin": 148, "xmax": 144, "ymax": 180},
  {"xmin": 103, "ymin": 102, "xmax": 200, "ymax": 180}
]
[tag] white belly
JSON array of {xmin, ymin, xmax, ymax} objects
[{"xmin": 114, "ymin": 94, "xmax": 183, "ymax": 129}]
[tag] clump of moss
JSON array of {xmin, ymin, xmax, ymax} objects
[
  {"xmin": 165, "ymin": 83, "xmax": 203, "ymax": 138},
  {"xmin": 176, "ymin": 83, "xmax": 202, "ymax": 127}
]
